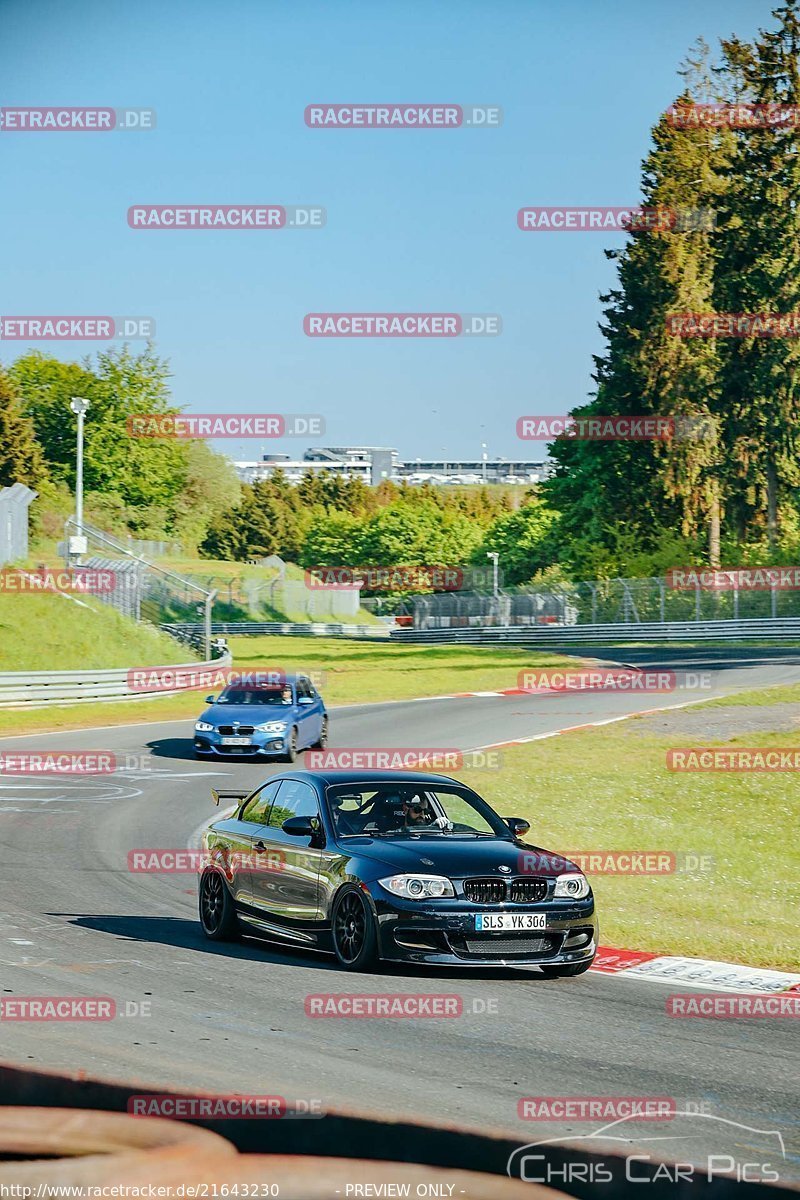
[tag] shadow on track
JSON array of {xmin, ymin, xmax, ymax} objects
[{"xmin": 61, "ymin": 914, "xmax": 546, "ymax": 982}]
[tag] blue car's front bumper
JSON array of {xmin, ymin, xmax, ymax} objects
[{"xmin": 194, "ymin": 729, "xmax": 288, "ymax": 757}]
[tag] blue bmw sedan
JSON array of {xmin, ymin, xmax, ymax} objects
[{"xmin": 193, "ymin": 674, "xmax": 328, "ymax": 762}]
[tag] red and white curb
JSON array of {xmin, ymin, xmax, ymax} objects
[{"xmin": 591, "ymin": 947, "xmax": 800, "ymax": 994}]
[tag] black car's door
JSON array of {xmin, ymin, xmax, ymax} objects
[
  {"xmin": 248, "ymin": 778, "xmax": 325, "ymax": 925},
  {"xmin": 216, "ymin": 780, "xmax": 283, "ymax": 905}
]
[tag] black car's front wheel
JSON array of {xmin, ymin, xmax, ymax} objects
[
  {"xmin": 331, "ymin": 888, "xmax": 379, "ymax": 971},
  {"xmin": 539, "ymin": 960, "xmax": 593, "ymax": 978},
  {"xmin": 199, "ymin": 869, "xmax": 240, "ymax": 941}
]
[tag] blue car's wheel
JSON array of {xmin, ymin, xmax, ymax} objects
[
  {"xmin": 311, "ymin": 716, "xmax": 329, "ymax": 750},
  {"xmin": 283, "ymin": 726, "xmax": 298, "ymax": 763}
]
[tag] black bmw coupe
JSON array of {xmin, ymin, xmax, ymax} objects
[{"xmin": 198, "ymin": 769, "xmax": 598, "ymax": 974}]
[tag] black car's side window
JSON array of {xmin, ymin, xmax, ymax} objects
[
  {"xmin": 240, "ymin": 780, "xmax": 282, "ymax": 825},
  {"xmin": 266, "ymin": 779, "xmax": 320, "ymax": 829}
]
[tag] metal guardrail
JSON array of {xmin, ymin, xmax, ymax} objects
[
  {"xmin": 163, "ymin": 621, "xmax": 391, "ymax": 641},
  {"xmin": 0, "ymin": 654, "xmax": 231, "ymax": 708},
  {"xmin": 391, "ymin": 618, "xmax": 800, "ymax": 644}
]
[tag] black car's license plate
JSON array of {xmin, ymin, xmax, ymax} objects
[{"xmin": 475, "ymin": 913, "xmax": 546, "ymax": 931}]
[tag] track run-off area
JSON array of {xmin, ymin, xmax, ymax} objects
[{"xmin": 0, "ymin": 645, "xmax": 799, "ymax": 1177}]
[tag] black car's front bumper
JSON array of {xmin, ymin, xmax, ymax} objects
[{"xmin": 369, "ymin": 889, "xmax": 598, "ymax": 968}]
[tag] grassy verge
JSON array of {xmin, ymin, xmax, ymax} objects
[
  {"xmin": 0, "ymin": 637, "xmax": 575, "ymax": 736},
  {"xmin": 0, "ymin": 592, "xmax": 189, "ymax": 672},
  {"xmin": 451, "ymin": 718, "xmax": 798, "ymax": 969}
]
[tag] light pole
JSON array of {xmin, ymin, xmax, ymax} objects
[
  {"xmin": 486, "ymin": 551, "xmax": 500, "ymax": 626},
  {"xmin": 481, "ymin": 442, "xmax": 488, "ymax": 483},
  {"xmin": 70, "ymin": 396, "xmax": 90, "ymax": 544}
]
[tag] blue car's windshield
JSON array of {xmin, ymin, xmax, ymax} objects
[
  {"xmin": 326, "ymin": 782, "xmax": 510, "ymax": 838},
  {"xmin": 215, "ymin": 687, "xmax": 292, "ymax": 705}
]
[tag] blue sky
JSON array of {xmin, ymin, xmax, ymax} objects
[{"xmin": 0, "ymin": 0, "xmax": 780, "ymax": 462}]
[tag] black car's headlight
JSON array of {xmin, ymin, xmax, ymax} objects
[
  {"xmin": 195, "ymin": 722, "xmax": 214, "ymax": 732},
  {"xmin": 379, "ymin": 874, "xmax": 455, "ymax": 900},
  {"xmin": 553, "ymin": 872, "xmax": 590, "ymax": 899}
]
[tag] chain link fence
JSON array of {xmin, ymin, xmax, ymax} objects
[{"xmin": 413, "ymin": 575, "xmax": 800, "ymax": 629}]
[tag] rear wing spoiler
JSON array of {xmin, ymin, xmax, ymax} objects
[{"xmin": 211, "ymin": 788, "xmax": 250, "ymax": 808}]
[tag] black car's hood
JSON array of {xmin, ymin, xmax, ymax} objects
[{"xmin": 344, "ymin": 836, "xmax": 579, "ymax": 878}]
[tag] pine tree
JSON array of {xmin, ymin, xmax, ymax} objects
[{"xmin": 0, "ymin": 368, "xmax": 47, "ymax": 490}]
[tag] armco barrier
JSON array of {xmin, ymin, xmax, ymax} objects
[
  {"xmin": 0, "ymin": 654, "xmax": 231, "ymax": 709},
  {"xmin": 391, "ymin": 618, "xmax": 800, "ymax": 645},
  {"xmin": 163, "ymin": 620, "xmax": 391, "ymax": 641}
]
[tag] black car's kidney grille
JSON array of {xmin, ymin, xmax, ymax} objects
[
  {"xmin": 218, "ymin": 726, "xmax": 255, "ymax": 736},
  {"xmin": 463, "ymin": 877, "xmax": 549, "ymax": 904},
  {"xmin": 510, "ymin": 878, "xmax": 548, "ymax": 902},
  {"xmin": 464, "ymin": 878, "xmax": 507, "ymax": 904}
]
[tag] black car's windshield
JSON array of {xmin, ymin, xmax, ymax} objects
[
  {"xmin": 215, "ymin": 687, "xmax": 292, "ymax": 706},
  {"xmin": 326, "ymin": 782, "xmax": 510, "ymax": 838}
]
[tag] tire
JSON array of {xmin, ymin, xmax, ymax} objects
[
  {"xmin": 539, "ymin": 960, "xmax": 593, "ymax": 978},
  {"xmin": 331, "ymin": 888, "xmax": 379, "ymax": 972},
  {"xmin": 199, "ymin": 869, "xmax": 240, "ymax": 941},
  {"xmin": 311, "ymin": 716, "xmax": 329, "ymax": 750},
  {"xmin": 283, "ymin": 727, "xmax": 298, "ymax": 763}
]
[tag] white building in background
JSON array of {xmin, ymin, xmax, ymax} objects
[{"xmin": 232, "ymin": 446, "xmax": 554, "ymax": 487}]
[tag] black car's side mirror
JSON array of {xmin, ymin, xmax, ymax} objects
[
  {"xmin": 282, "ymin": 815, "xmax": 315, "ymax": 837},
  {"xmin": 506, "ymin": 817, "xmax": 531, "ymax": 837},
  {"xmin": 205, "ymin": 694, "xmax": 215, "ymax": 703}
]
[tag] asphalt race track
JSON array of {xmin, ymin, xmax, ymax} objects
[{"xmin": 0, "ymin": 647, "xmax": 798, "ymax": 1178}]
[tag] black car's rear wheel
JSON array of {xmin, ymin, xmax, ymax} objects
[
  {"xmin": 199, "ymin": 870, "xmax": 240, "ymax": 941},
  {"xmin": 332, "ymin": 888, "xmax": 379, "ymax": 971},
  {"xmin": 311, "ymin": 716, "xmax": 329, "ymax": 750},
  {"xmin": 283, "ymin": 727, "xmax": 298, "ymax": 763},
  {"xmin": 539, "ymin": 960, "xmax": 593, "ymax": 978}
]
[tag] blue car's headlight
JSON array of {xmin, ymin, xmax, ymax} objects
[
  {"xmin": 379, "ymin": 874, "xmax": 455, "ymax": 900},
  {"xmin": 553, "ymin": 873, "xmax": 590, "ymax": 899},
  {"xmin": 256, "ymin": 721, "xmax": 288, "ymax": 733},
  {"xmin": 195, "ymin": 722, "xmax": 214, "ymax": 732}
]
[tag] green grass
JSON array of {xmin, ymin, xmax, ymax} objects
[
  {"xmin": 450, "ymin": 718, "xmax": 799, "ymax": 969},
  {"xmin": 0, "ymin": 591, "xmax": 191, "ymax": 672},
  {"xmin": 0, "ymin": 637, "xmax": 575, "ymax": 735},
  {"xmin": 228, "ymin": 636, "xmax": 576, "ymax": 705}
]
